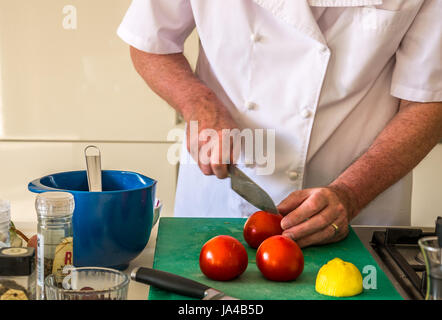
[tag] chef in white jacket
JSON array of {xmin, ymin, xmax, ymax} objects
[{"xmin": 118, "ymin": 0, "xmax": 442, "ymax": 247}]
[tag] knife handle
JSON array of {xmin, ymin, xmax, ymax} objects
[{"xmin": 131, "ymin": 267, "xmax": 210, "ymax": 299}]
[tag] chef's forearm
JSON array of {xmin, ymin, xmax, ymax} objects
[
  {"xmin": 129, "ymin": 46, "xmax": 228, "ymax": 122},
  {"xmin": 330, "ymin": 100, "xmax": 442, "ymax": 220}
]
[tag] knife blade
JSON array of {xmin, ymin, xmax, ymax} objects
[
  {"xmin": 229, "ymin": 165, "xmax": 279, "ymax": 214},
  {"xmin": 131, "ymin": 267, "xmax": 239, "ymax": 300}
]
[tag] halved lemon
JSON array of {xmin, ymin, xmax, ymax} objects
[{"xmin": 315, "ymin": 258, "xmax": 363, "ymax": 297}]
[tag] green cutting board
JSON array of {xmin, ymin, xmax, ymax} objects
[{"xmin": 149, "ymin": 218, "xmax": 402, "ymax": 300}]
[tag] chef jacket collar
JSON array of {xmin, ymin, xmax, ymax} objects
[{"xmin": 253, "ymin": 0, "xmax": 383, "ymax": 45}]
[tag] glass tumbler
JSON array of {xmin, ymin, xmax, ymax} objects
[
  {"xmin": 418, "ymin": 236, "xmax": 442, "ymax": 300},
  {"xmin": 44, "ymin": 267, "xmax": 129, "ymax": 300}
]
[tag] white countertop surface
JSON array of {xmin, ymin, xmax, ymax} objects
[{"xmin": 14, "ymin": 221, "xmax": 158, "ymax": 300}]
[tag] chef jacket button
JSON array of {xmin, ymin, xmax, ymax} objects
[
  {"xmin": 301, "ymin": 109, "xmax": 312, "ymax": 119},
  {"xmin": 250, "ymin": 33, "xmax": 261, "ymax": 43},
  {"xmin": 288, "ymin": 170, "xmax": 299, "ymax": 181},
  {"xmin": 320, "ymin": 46, "xmax": 329, "ymax": 55},
  {"xmin": 246, "ymin": 101, "xmax": 257, "ymax": 110}
]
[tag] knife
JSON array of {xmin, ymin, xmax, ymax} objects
[
  {"xmin": 229, "ymin": 165, "xmax": 279, "ymax": 214},
  {"xmin": 131, "ymin": 267, "xmax": 239, "ymax": 300}
]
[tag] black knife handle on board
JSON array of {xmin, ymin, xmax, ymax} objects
[
  {"xmin": 131, "ymin": 267, "xmax": 210, "ymax": 299},
  {"xmin": 436, "ymin": 216, "xmax": 442, "ymax": 247}
]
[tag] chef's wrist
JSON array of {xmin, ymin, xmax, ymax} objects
[
  {"xmin": 180, "ymin": 88, "xmax": 225, "ymax": 123},
  {"xmin": 327, "ymin": 181, "xmax": 361, "ymax": 221}
]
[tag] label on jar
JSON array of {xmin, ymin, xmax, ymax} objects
[
  {"xmin": 52, "ymin": 237, "xmax": 73, "ymax": 285},
  {"xmin": 36, "ymin": 233, "xmax": 44, "ymax": 292}
]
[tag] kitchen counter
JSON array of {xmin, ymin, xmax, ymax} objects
[
  {"xmin": 14, "ymin": 221, "xmax": 424, "ymax": 300},
  {"xmin": 14, "ymin": 220, "xmax": 159, "ymax": 300},
  {"xmin": 125, "ymin": 223, "xmax": 159, "ymax": 300}
]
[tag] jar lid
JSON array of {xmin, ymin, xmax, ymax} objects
[
  {"xmin": 0, "ymin": 199, "xmax": 10, "ymax": 223},
  {"xmin": 35, "ymin": 192, "xmax": 75, "ymax": 217},
  {"xmin": 0, "ymin": 247, "xmax": 35, "ymax": 276}
]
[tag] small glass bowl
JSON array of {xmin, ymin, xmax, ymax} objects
[{"xmin": 45, "ymin": 267, "xmax": 129, "ymax": 300}]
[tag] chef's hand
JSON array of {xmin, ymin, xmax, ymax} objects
[
  {"xmin": 277, "ymin": 185, "xmax": 359, "ymax": 248},
  {"xmin": 184, "ymin": 98, "xmax": 239, "ymax": 179}
]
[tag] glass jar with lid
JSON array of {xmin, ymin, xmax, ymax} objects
[
  {"xmin": 0, "ymin": 199, "xmax": 11, "ymax": 248},
  {"xmin": 35, "ymin": 192, "xmax": 74, "ymax": 300},
  {"xmin": 0, "ymin": 247, "xmax": 36, "ymax": 300}
]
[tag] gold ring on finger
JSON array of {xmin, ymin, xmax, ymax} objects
[{"xmin": 331, "ymin": 223, "xmax": 339, "ymax": 237}]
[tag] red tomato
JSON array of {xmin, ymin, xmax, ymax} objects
[
  {"xmin": 243, "ymin": 211, "xmax": 283, "ymax": 248},
  {"xmin": 256, "ymin": 235, "xmax": 304, "ymax": 282},
  {"xmin": 199, "ymin": 235, "xmax": 248, "ymax": 281}
]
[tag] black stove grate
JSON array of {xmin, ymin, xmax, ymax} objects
[{"xmin": 370, "ymin": 228, "xmax": 435, "ymax": 300}]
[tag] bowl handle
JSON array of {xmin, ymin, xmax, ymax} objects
[{"xmin": 153, "ymin": 199, "xmax": 162, "ymax": 226}]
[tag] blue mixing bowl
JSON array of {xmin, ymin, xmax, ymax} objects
[{"xmin": 28, "ymin": 170, "xmax": 160, "ymax": 270}]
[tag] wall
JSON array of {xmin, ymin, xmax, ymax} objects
[
  {"xmin": 0, "ymin": 0, "xmax": 198, "ymax": 223},
  {"xmin": 411, "ymin": 144, "xmax": 442, "ymax": 227},
  {"xmin": 0, "ymin": 1, "xmax": 440, "ymax": 227}
]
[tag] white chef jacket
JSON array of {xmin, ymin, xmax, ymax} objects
[{"xmin": 118, "ymin": 0, "xmax": 442, "ymax": 226}]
